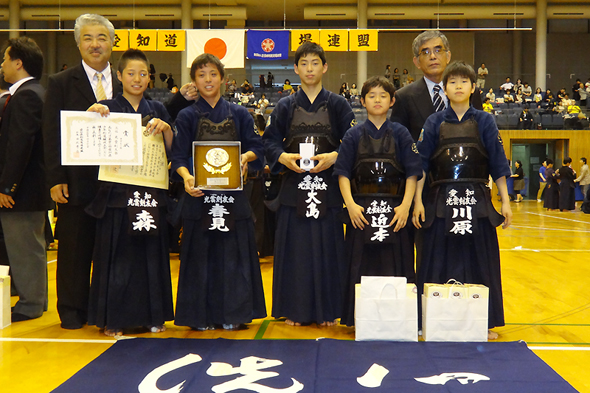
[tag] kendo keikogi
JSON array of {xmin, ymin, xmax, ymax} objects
[
  {"xmin": 263, "ymin": 88, "xmax": 355, "ymax": 325},
  {"xmin": 334, "ymin": 119, "xmax": 422, "ymax": 326},
  {"xmin": 171, "ymin": 98, "xmax": 266, "ymax": 330},
  {"xmin": 416, "ymin": 107, "xmax": 511, "ymax": 329}
]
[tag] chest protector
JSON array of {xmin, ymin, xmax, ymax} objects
[
  {"xmin": 429, "ymin": 118, "xmax": 489, "ymax": 186},
  {"xmin": 195, "ymin": 114, "xmax": 238, "ymax": 142},
  {"xmin": 283, "ymin": 101, "xmax": 338, "ymax": 155},
  {"xmin": 352, "ymin": 126, "xmax": 406, "ymax": 197}
]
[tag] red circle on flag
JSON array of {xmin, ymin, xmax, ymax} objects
[
  {"xmin": 204, "ymin": 38, "xmax": 227, "ymax": 60},
  {"xmin": 261, "ymin": 38, "xmax": 275, "ymax": 53}
]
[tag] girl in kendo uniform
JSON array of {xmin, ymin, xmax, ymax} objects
[
  {"xmin": 171, "ymin": 54, "xmax": 266, "ymax": 331},
  {"xmin": 262, "ymin": 42, "xmax": 356, "ymax": 326},
  {"xmin": 334, "ymin": 76, "xmax": 422, "ymax": 327},
  {"xmin": 413, "ymin": 61, "xmax": 513, "ymax": 340}
]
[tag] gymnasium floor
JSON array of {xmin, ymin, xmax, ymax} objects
[{"xmin": 1, "ymin": 199, "xmax": 589, "ymax": 392}]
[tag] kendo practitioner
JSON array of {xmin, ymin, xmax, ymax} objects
[
  {"xmin": 263, "ymin": 42, "xmax": 355, "ymax": 326},
  {"xmin": 171, "ymin": 54, "xmax": 266, "ymax": 331},
  {"xmin": 412, "ymin": 61, "xmax": 512, "ymax": 340},
  {"xmin": 334, "ymin": 76, "xmax": 422, "ymax": 327},
  {"xmin": 543, "ymin": 159, "xmax": 559, "ymax": 210}
]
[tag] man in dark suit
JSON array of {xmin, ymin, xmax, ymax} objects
[
  {"xmin": 0, "ymin": 36, "xmax": 51, "ymax": 322},
  {"xmin": 391, "ymin": 30, "xmax": 481, "ymax": 142},
  {"xmin": 43, "ymin": 14, "xmax": 122, "ymax": 329}
]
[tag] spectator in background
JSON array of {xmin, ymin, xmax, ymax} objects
[
  {"xmin": 544, "ymin": 159, "xmax": 559, "ymax": 210},
  {"xmin": 267, "ymin": 71, "xmax": 274, "ymax": 88},
  {"xmin": 226, "ymin": 79, "xmax": 238, "ymax": 97},
  {"xmin": 339, "ymin": 82, "xmax": 350, "ymax": 99},
  {"xmin": 166, "ymin": 73, "xmax": 174, "ymax": 90},
  {"xmin": 573, "ymin": 79, "xmax": 581, "ymax": 101},
  {"xmin": 282, "ymin": 79, "xmax": 292, "ymax": 92},
  {"xmin": 259, "ymin": 74, "xmax": 266, "ymax": 89},
  {"xmin": 255, "ymin": 93, "xmax": 269, "ymax": 115},
  {"xmin": 557, "ymin": 157, "xmax": 576, "ymax": 211},
  {"xmin": 392, "ymin": 67, "xmax": 401, "ymax": 89},
  {"xmin": 486, "ymin": 87, "xmax": 496, "ymax": 102},
  {"xmin": 401, "ymin": 68, "xmax": 411, "ymax": 87},
  {"xmin": 557, "ymin": 88, "xmax": 567, "ymax": 102},
  {"xmin": 514, "ymin": 78, "xmax": 523, "ymax": 95},
  {"xmin": 503, "ymin": 88, "xmax": 515, "ymax": 103},
  {"xmin": 477, "ymin": 63, "xmax": 488, "ymax": 89},
  {"xmin": 510, "ymin": 160, "xmax": 525, "ymax": 202},
  {"xmin": 500, "ymin": 77, "xmax": 514, "ymax": 92},
  {"xmin": 521, "ymin": 82, "xmax": 532, "ymax": 102},
  {"xmin": 579, "ymin": 81, "xmax": 588, "ymax": 107},
  {"xmin": 518, "ymin": 106, "xmax": 534, "ymax": 129},
  {"xmin": 537, "ymin": 159, "xmax": 548, "ymax": 202},
  {"xmin": 483, "ymin": 97, "xmax": 494, "ymax": 113},
  {"xmin": 349, "ymin": 83, "xmax": 359, "ymax": 97},
  {"xmin": 534, "ymin": 87, "xmax": 543, "ymax": 104},
  {"xmin": 60, "ymin": 64, "xmax": 68, "ymax": 71},
  {"xmin": 242, "ymin": 79, "xmax": 254, "ymax": 95},
  {"xmin": 149, "ymin": 64, "xmax": 156, "ymax": 89},
  {"xmin": 385, "ymin": 64, "xmax": 391, "ymax": 81},
  {"xmin": 574, "ymin": 157, "xmax": 590, "ymax": 204}
]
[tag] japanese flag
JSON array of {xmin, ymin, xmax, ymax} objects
[{"xmin": 186, "ymin": 29, "xmax": 245, "ymax": 69}]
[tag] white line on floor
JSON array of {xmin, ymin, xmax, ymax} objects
[
  {"xmin": 499, "ymin": 249, "xmax": 590, "ymax": 252},
  {"xmin": 510, "ymin": 225, "xmax": 590, "ymax": 233},
  {"xmin": 527, "ymin": 212, "xmax": 590, "ymax": 225},
  {"xmin": 0, "ymin": 338, "xmax": 117, "ymax": 344},
  {"xmin": 529, "ymin": 346, "xmax": 590, "ymax": 351}
]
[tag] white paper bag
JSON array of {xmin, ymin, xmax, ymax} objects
[
  {"xmin": 0, "ymin": 275, "xmax": 11, "ymax": 329},
  {"xmin": 355, "ymin": 276, "xmax": 417, "ymax": 342},
  {"xmin": 422, "ymin": 282, "xmax": 489, "ymax": 342}
]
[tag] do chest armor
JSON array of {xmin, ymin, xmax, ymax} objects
[
  {"xmin": 352, "ymin": 127, "xmax": 406, "ymax": 196},
  {"xmin": 196, "ymin": 116, "xmax": 238, "ymax": 142},
  {"xmin": 283, "ymin": 102, "xmax": 338, "ymax": 155},
  {"xmin": 429, "ymin": 118, "xmax": 489, "ymax": 186}
]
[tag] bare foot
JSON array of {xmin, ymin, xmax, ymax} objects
[
  {"xmin": 104, "ymin": 328, "xmax": 123, "ymax": 337},
  {"xmin": 148, "ymin": 325, "xmax": 166, "ymax": 333},
  {"xmin": 318, "ymin": 320, "xmax": 337, "ymax": 327},
  {"xmin": 488, "ymin": 330, "xmax": 499, "ymax": 340},
  {"xmin": 285, "ymin": 319, "xmax": 302, "ymax": 326}
]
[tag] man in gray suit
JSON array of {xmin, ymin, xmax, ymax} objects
[{"xmin": 43, "ymin": 14, "xmax": 122, "ymax": 329}]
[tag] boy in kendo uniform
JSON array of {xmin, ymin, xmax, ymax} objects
[
  {"xmin": 334, "ymin": 76, "xmax": 423, "ymax": 327},
  {"xmin": 412, "ymin": 61, "xmax": 513, "ymax": 340},
  {"xmin": 263, "ymin": 42, "xmax": 355, "ymax": 326},
  {"xmin": 171, "ymin": 53, "xmax": 266, "ymax": 331}
]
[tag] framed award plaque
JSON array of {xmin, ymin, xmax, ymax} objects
[{"xmin": 193, "ymin": 141, "xmax": 242, "ymax": 190}]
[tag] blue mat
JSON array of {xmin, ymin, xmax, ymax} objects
[{"xmin": 52, "ymin": 338, "xmax": 577, "ymax": 393}]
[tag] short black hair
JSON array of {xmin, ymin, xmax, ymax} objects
[
  {"xmin": 546, "ymin": 158, "xmax": 554, "ymax": 165},
  {"xmin": 581, "ymin": 157, "xmax": 587, "ymax": 164},
  {"xmin": 360, "ymin": 76, "xmax": 395, "ymax": 100},
  {"xmin": 3, "ymin": 36, "xmax": 43, "ymax": 80},
  {"xmin": 294, "ymin": 41, "xmax": 326, "ymax": 66},
  {"xmin": 442, "ymin": 60, "xmax": 476, "ymax": 87},
  {"xmin": 117, "ymin": 48, "xmax": 149, "ymax": 74},
  {"xmin": 190, "ymin": 53, "xmax": 225, "ymax": 81},
  {"xmin": 564, "ymin": 157, "xmax": 572, "ymax": 165}
]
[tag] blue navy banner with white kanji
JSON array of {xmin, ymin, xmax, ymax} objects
[
  {"xmin": 52, "ymin": 338, "xmax": 576, "ymax": 393},
  {"xmin": 247, "ymin": 30, "xmax": 290, "ymax": 60}
]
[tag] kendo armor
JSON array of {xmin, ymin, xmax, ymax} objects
[
  {"xmin": 283, "ymin": 102, "xmax": 338, "ymax": 155},
  {"xmin": 352, "ymin": 127, "xmax": 406, "ymax": 197},
  {"xmin": 195, "ymin": 116, "xmax": 238, "ymax": 141},
  {"xmin": 429, "ymin": 118, "xmax": 489, "ymax": 186}
]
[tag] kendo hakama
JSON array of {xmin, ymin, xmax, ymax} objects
[
  {"xmin": 417, "ymin": 108, "xmax": 511, "ymax": 329},
  {"xmin": 264, "ymin": 89, "xmax": 355, "ymax": 325},
  {"xmin": 334, "ymin": 120, "xmax": 422, "ymax": 327},
  {"xmin": 544, "ymin": 168, "xmax": 560, "ymax": 210},
  {"xmin": 86, "ymin": 96, "xmax": 174, "ymax": 331},
  {"xmin": 171, "ymin": 99, "xmax": 266, "ymax": 329}
]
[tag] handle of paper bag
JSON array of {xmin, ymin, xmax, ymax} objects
[
  {"xmin": 378, "ymin": 283, "xmax": 399, "ymax": 299},
  {"xmin": 446, "ymin": 278, "xmax": 464, "ymax": 299}
]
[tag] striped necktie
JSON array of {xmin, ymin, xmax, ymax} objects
[
  {"xmin": 432, "ymin": 84, "xmax": 446, "ymax": 112},
  {"xmin": 95, "ymin": 72, "xmax": 107, "ymax": 101}
]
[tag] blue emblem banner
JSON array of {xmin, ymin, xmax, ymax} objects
[{"xmin": 247, "ymin": 30, "xmax": 290, "ymax": 60}]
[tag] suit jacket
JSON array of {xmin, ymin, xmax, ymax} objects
[
  {"xmin": 391, "ymin": 77, "xmax": 484, "ymax": 142},
  {"xmin": 0, "ymin": 79, "xmax": 51, "ymax": 212},
  {"xmin": 43, "ymin": 63, "xmax": 122, "ymax": 206}
]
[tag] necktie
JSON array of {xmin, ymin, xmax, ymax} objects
[
  {"xmin": 432, "ymin": 85, "xmax": 446, "ymax": 112},
  {"xmin": 95, "ymin": 72, "xmax": 107, "ymax": 101}
]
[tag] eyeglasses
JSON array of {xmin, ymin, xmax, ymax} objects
[{"xmin": 418, "ymin": 47, "xmax": 448, "ymax": 57}]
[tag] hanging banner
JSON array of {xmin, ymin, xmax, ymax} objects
[
  {"xmin": 186, "ymin": 29, "xmax": 245, "ymax": 69},
  {"xmin": 113, "ymin": 30, "xmax": 129, "ymax": 52},
  {"xmin": 129, "ymin": 30, "xmax": 157, "ymax": 51},
  {"xmin": 349, "ymin": 29, "xmax": 379, "ymax": 51},
  {"xmin": 247, "ymin": 30, "xmax": 289, "ymax": 60},
  {"xmin": 319, "ymin": 30, "xmax": 349, "ymax": 52},
  {"xmin": 290, "ymin": 29, "xmax": 320, "ymax": 51},
  {"xmin": 157, "ymin": 30, "xmax": 185, "ymax": 52}
]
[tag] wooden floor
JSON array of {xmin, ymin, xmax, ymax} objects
[{"xmin": 2, "ymin": 199, "xmax": 590, "ymax": 392}]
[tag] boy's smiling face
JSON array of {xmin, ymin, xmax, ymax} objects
[
  {"xmin": 193, "ymin": 63, "xmax": 222, "ymax": 103},
  {"xmin": 443, "ymin": 75, "xmax": 475, "ymax": 105},
  {"xmin": 117, "ymin": 59, "xmax": 149, "ymax": 98},
  {"xmin": 361, "ymin": 85, "xmax": 394, "ymax": 117}
]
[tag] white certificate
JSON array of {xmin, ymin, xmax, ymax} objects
[
  {"xmin": 98, "ymin": 128, "xmax": 169, "ymax": 190},
  {"xmin": 60, "ymin": 110, "xmax": 143, "ymax": 165}
]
